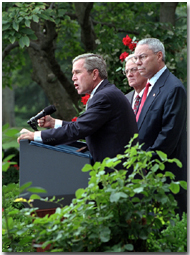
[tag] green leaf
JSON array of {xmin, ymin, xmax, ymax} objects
[
  {"xmin": 13, "ymin": 21, "xmax": 19, "ymax": 31},
  {"xmin": 27, "ymin": 187, "xmax": 47, "ymax": 193},
  {"xmin": 5, "ymin": 128, "xmax": 19, "ymax": 137},
  {"xmin": 165, "ymin": 171, "xmax": 175, "ymax": 179},
  {"xmin": 32, "ymin": 15, "xmax": 39, "ymax": 23},
  {"xmin": 82, "ymin": 164, "xmax": 92, "ymax": 172},
  {"xmin": 28, "ymin": 33, "xmax": 38, "ymax": 40},
  {"xmin": 9, "ymin": 36, "xmax": 16, "ymax": 44},
  {"xmin": 75, "ymin": 188, "xmax": 85, "ymax": 198},
  {"xmin": 2, "ymin": 123, "xmax": 9, "ymax": 132},
  {"xmin": 156, "ymin": 150, "xmax": 167, "ymax": 161},
  {"xmin": 2, "ymin": 23, "xmax": 11, "ymax": 31},
  {"xmin": 169, "ymin": 182, "xmax": 180, "ymax": 194},
  {"xmin": 18, "ymin": 37, "xmax": 25, "ymax": 48},
  {"xmin": 30, "ymin": 194, "xmax": 41, "ymax": 200},
  {"xmin": 20, "ymin": 181, "xmax": 32, "ymax": 192},
  {"xmin": 25, "ymin": 19, "xmax": 31, "ymax": 27},
  {"xmin": 124, "ymin": 244, "xmax": 134, "ymax": 251},
  {"xmin": 99, "ymin": 226, "xmax": 111, "ymax": 242},
  {"xmin": 133, "ymin": 187, "xmax": 144, "ymax": 193},
  {"xmin": 22, "ymin": 35, "xmax": 30, "ymax": 47},
  {"xmin": 179, "ymin": 180, "xmax": 187, "ymax": 190},
  {"xmin": 168, "ymin": 158, "xmax": 182, "ymax": 168},
  {"xmin": 110, "ymin": 192, "xmax": 128, "ymax": 203},
  {"xmin": 2, "ymin": 162, "xmax": 10, "ymax": 172},
  {"xmin": 3, "ymin": 154, "xmax": 16, "ymax": 162}
]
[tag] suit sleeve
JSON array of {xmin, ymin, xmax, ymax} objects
[
  {"xmin": 41, "ymin": 93, "xmax": 112, "ymax": 145},
  {"xmin": 148, "ymin": 86, "xmax": 187, "ymax": 157}
]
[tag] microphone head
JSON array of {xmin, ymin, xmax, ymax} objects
[{"xmin": 44, "ymin": 105, "xmax": 56, "ymax": 115}]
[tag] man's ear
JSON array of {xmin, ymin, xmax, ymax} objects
[
  {"xmin": 92, "ymin": 69, "xmax": 99, "ymax": 80},
  {"xmin": 157, "ymin": 51, "xmax": 163, "ymax": 62}
]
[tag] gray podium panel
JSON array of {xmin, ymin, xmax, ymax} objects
[{"xmin": 19, "ymin": 140, "xmax": 92, "ymax": 209}]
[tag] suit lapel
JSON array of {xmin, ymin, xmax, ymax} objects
[{"xmin": 137, "ymin": 69, "xmax": 170, "ymax": 130}]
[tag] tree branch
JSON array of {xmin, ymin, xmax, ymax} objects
[{"xmin": 2, "ymin": 41, "xmax": 41, "ymax": 61}]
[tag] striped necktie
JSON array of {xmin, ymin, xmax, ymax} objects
[{"xmin": 133, "ymin": 95, "xmax": 140, "ymax": 114}]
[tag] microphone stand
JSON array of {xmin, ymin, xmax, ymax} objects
[{"xmin": 27, "ymin": 119, "xmax": 38, "ymax": 131}]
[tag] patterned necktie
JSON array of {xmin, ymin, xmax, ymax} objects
[
  {"xmin": 133, "ymin": 95, "xmax": 140, "ymax": 114},
  {"xmin": 136, "ymin": 83, "xmax": 151, "ymax": 122}
]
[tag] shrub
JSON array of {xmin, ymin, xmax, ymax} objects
[
  {"xmin": 148, "ymin": 212, "xmax": 187, "ymax": 252},
  {"xmin": 2, "ymin": 130, "xmax": 187, "ymax": 252},
  {"xmin": 3, "ymin": 134, "xmax": 187, "ymax": 252}
]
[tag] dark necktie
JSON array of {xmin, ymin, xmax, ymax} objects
[
  {"xmin": 136, "ymin": 83, "xmax": 151, "ymax": 122},
  {"xmin": 133, "ymin": 95, "xmax": 140, "ymax": 114}
]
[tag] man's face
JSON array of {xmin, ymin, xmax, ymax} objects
[
  {"xmin": 134, "ymin": 44, "xmax": 160, "ymax": 79},
  {"xmin": 72, "ymin": 59, "xmax": 94, "ymax": 95},
  {"xmin": 125, "ymin": 59, "xmax": 147, "ymax": 90}
]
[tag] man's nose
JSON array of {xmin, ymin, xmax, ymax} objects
[{"xmin": 72, "ymin": 74, "xmax": 76, "ymax": 81}]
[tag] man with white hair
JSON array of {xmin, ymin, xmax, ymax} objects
[
  {"xmin": 134, "ymin": 38, "xmax": 187, "ymax": 218},
  {"xmin": 124, "ymin": 54, "xmax": 147, "ymax": 114}
]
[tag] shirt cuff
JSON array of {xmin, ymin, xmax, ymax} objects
[
  {"xmin": 54, "ymin": 119, "xmax": 63, "ymax": 128},
  {"xmin": 34, "ymin": 131, "xmax": 42, "ymax": 142}
]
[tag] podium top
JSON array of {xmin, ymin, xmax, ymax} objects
[{"xmin": 30, "ymin": 141, "xmax": 92, "ymax": 159}]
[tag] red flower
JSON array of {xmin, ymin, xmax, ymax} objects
[
  {"xmin": 71, "ymin": 117, "xmax": 78, "ymax": 122},
  {"xmin": 128, "ymin": 42, "xmax": 137, "ymax": 51},
  {"xmin": 2, "ymin": 208, "xmax": 4, "ymax": 212},
  {"xmin": 120, "ymin": 52, "xmax": 129, "ymax": 62},
  {"xmin": 13, "ymin": 164, "xmax": 19, "ymax": 170},
  {"xmin": 81, "ymin": 94, "xmax": 90, "ymax": 105},
  {"xmin": 122, "ymin": 35, "xmax": 132, "ymax": 46}
]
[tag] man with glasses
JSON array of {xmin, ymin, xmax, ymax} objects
[
  {"xmin": 18, "ymin": 53, "xmax": 138, "ymax": 174},
  {"xmin": 124, "ymin": 54, "xmax": 147, "ymax": 114},
  {"xmin": 133, "ymin": 38, "xmax": 187, "ymax": 218}
]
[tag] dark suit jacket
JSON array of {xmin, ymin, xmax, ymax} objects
[
  {"xmin": 125, "ymin": 90, "xmax": 135, "ymax": 105},
  {"xmin": 138, "ymin": 68, "xmax": 187, "ymax": 188},
  {"xmin": 41, "ymin": 79, "xmax": 138, "ymax": 169}
]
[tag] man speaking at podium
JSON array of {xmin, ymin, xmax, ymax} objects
[{"xmin": 18, "ymin": 53, "xmax": 138, "ymax": 173}]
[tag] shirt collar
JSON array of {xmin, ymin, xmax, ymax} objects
[
  {"xmin": 134, "ymin": 87, "xmax": 145, "ymax": 99},
  {"xmin": 90, "ymin": 79, "xmax": 104, "ymax": 98},
  {"xmin": 148, "ymin": 65, "xmax": 167, "ymax": 86}
]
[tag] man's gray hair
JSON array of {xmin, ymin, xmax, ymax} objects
[
  {"xmin": 72, "ymin": 53, "xmax": 108, "ymax": 79},
  {"xmin": 125, "ymin": 54, "xmax": 136, "ymax": 63},
  {"xmin": 136, "ymin": 38, "xmax": 165, "ymax": 62}
]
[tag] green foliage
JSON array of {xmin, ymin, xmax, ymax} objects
[
  {"xmin": 2, "ymin": 3, "xmax": 187, "ymax": 92},
  {"xmin": 2, "ymin": 123, "xmax": 20, "ymax": 149},
  {"xmin": 2, "ymin": 133, "xmax": 187, "ymax": 252},
  {"xmin": 2, "ymin": 2, "xmax": 54, "ymax": 47},
  {"xmin": 148, "ymin": 213, "xmax": 187, "ymax": 252}
]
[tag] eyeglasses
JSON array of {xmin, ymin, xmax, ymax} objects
[
  {"xmin": 133, "ymin": 52, "xmax": 158, "ymax": 63},
  {"xmin": 123, "ymin": 67, "xmax": 138, "ymax": 76}
]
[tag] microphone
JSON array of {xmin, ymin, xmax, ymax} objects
[{"xmin": 27, "ymin": 105, "xmax": 56, "ymax": 124}]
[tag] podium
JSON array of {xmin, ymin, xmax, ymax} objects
[{"xmin": 19, "ymin": 140, "xmax": 92, "ymax": 211}]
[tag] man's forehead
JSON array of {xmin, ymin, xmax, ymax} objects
[
  {"xmin": 125, "ymin": 60, "xmax": 136, "ymax": 69},
  {"xmin": 72, "ymin": 58, "xmax": 85, "ymax": 70},
  {"xmin": 134, "ymin": 44, "xmax": 152, "ymax": 55}
]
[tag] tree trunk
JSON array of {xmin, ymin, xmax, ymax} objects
[
  {"xmin": 160, "ymin": 2, "xmax": 178, "ymax": 25},
  {"xmin": 27, "ymin": 47, "xmax": 77, "ymax": 120},
  {"xmin": 27, "ymin": 19, "xmax": 81, "ymax": 121},
  {"xmin": 74, "ymin": 3, "xmax": 97, "ymax": 51},
  {"xmin": 2, "ymin": 86, "xmax": 15, "ymax": 127}
]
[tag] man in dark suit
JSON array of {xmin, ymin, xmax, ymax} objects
[
  {"xmin": 133, "ymin": 38, "xmax": 187, "ymax": 218},
  {"xmin": 18, "ymin": 53, "xmax": 138, "ymax": 173},
  {"xmin": 124, "ymin": 54, "xmax": 147, "ymax": 113}
]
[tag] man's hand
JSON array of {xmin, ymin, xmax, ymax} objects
[
  {"xmin": 17, "ymin": 128, "xmax": 34, "ymax": 144},
  {"xmin": 37, "ymin": 115, "xmax": 55, "ymax": 129}
]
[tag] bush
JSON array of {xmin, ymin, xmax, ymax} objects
[
  {"xmin": 2, "ymin": 134, "xmax": 187, "ymax": 252},
  {"xmin": 148, "ymin": 212, "xmax": 187, "ymax": 252}
]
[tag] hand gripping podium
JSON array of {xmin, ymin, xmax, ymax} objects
[{"xmin": 19, "ymin": 140, "xmax": 92, "ymax": 210}]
